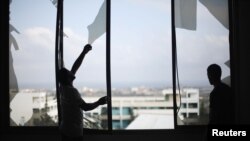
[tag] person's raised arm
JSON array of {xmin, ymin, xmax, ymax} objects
[
  {"xmin": 70, "ymin": 44, "xmax": 92, "ymax": 75},
  {"xmin": 79, "ymin": 96, "xmax": 107, "ymax": 111}
]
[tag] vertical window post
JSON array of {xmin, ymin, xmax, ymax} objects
[
  {"xmin": 55, "ymin": 0, "xmax": 64, "ymax": 125},
  {"xmin": 106, "ymin": 0, "xmax": 112, "ymax": 131},
  {"xmin": 228, "ymin": 0, "xmax": 237, "ymax": 122},
  {"xmin": 171, "ymin": 0, "xmax": 178, "ymax": 128},
  {"xmin": 1, "ymin": 0, "xmax": 9, "ymax": 129}
]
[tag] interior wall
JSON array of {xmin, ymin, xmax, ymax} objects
[
  {"xmin": 1, "ymin": 130, "xmax": 205, "ymax": 141},
  {"xmin": 234, "ymin": 0, "xmax": 250, "ymax": 124},
  {"xmin": 0, "ymin": 0, "xmax": 9, "ymax": 134}
]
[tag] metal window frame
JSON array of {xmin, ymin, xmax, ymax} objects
[
  {"xmin": 1, "ymin": 0, "xmax": 236, "ymax": 133},
  {"xmin": 173, "ymin": 0, "xmax": 235, "ymax": 129},
  {"xmin": 54, "ymin": 0, "xmax": 113, "ymax": 131}
]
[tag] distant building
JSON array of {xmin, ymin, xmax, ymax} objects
[
  {"xmin": 10, "ymin": 90, "xmax": 58, "ymax": 126},
  {"xmin": 10, "ymin": 88, "xmax": 200, "ymax": 128},
  {"xmin": 162, "ymin": 88, "xmax": 200, "ymax": 120},
  {"xmin": 84, "ymin": 88, "xmax": 200, "ymax": 129},
  {"xmin": 26, "ymin": 91, "xmax": 58, "ymax": 126}
]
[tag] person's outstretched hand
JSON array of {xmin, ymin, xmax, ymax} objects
[
  {"xmin": 83, "ymin": 44, "xmax": 92, "ymax": 54},
  {"xmin": 98, "ymin": 96, "xmax": 107, "ymax": 105}
]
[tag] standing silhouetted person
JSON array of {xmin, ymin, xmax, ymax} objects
[
  {"xmin": 59, "ymin": 44, "xmax": 107, "ymax": 141},
  {"xmin": 207, "ymin": 64, "xmax": 234, "ymax": 125}
]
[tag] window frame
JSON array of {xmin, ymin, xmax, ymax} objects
[
  {"xmin": 0, "ymin": 0, "xmax": 236, "ymax": 134},
  {"xmin": 174, "ymin": 0, "xmax": 236, "ymax": 129}
]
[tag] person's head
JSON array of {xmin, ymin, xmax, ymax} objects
[
  {"xmin": 58, "ymin": 68, "xmax": 75, "ymax": 86},
  {"xmin": 207, "ymin": 64, "xmax": 222, "ymax": 85}
]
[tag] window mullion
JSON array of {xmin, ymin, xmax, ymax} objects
[
  {"xmin": 106, "ymin": 0, "xmax": 112, "ymax": 131},
  {"xmin": 171, "ymin": 0, "xmax": 178, "ymax": 128}
]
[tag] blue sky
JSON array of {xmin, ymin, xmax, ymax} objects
[{"xmin": 10, "ymin": 0, "xmax": 230, "ymax": 89}]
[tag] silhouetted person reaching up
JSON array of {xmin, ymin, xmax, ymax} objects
[
  {"xmin": 207, "ymin": 64, "xmax": 234, "ymax": 125},
  {"xmin": 59, "ymin": 44, "xmax": 107, "ymax": 141}
]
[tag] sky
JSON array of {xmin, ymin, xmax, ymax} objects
[{"xmin": 9, "ymin": 0, "xmax": 230, "ymax": 89}]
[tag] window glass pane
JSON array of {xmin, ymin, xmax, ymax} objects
[
  {"xmin": 9, "ymin": 0, "xmax": 58, "ymax": 126},
  {"xmin": 64, "ymin": 0, "xmax": 107, "ymax": 129},
  {"xmin": 111, "ymin": 0, "xmax": 173, "ymax": 130},
  {"xmin": 176, "ymin": 1, "xmax": 230, "ymax": 125}
]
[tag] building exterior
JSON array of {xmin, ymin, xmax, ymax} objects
[
  {"xmin": 84, "ymin": 88, "xmax": 200, "ymax": 129},
  {"xmin": 162, "ymin": 88, "xmax": 200, "ymax": 120},
  {"xmin": 10, "ymin": 89, "xmax": 58, "ymax": 126},
  {"xmin": 10, "ymin": 88, "xmax": 200, "ymax": 128}
]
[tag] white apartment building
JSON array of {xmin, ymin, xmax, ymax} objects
[
  {"xmin": 10, "ymin": 88, "xmax": 199, "ymax": 128},
  {"xmin": 84, "ymin": 88, "xmax": 199, "ymax": 129},
  {"xmin": 162, "ymin": 88, "xmax": 200, "ymax": 120},
  {"xmin": 10, "ymin": 90, "xmax": 58, "ymax": 126},
  {"xmin": 32, "ymin": 91, "xmax": 58, "ymax": 123}
]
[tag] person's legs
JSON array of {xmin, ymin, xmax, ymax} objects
[
  {"xmin": 61, "ymin": 133, "xmax": 83, "ymax": 141},
  {"xmin": 61, "ymin": 133, "xmax": 70, "ymax": 141},
  {"xmin": 75, "ymin": 136, "xmax": 83, "ymax": 141}
]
